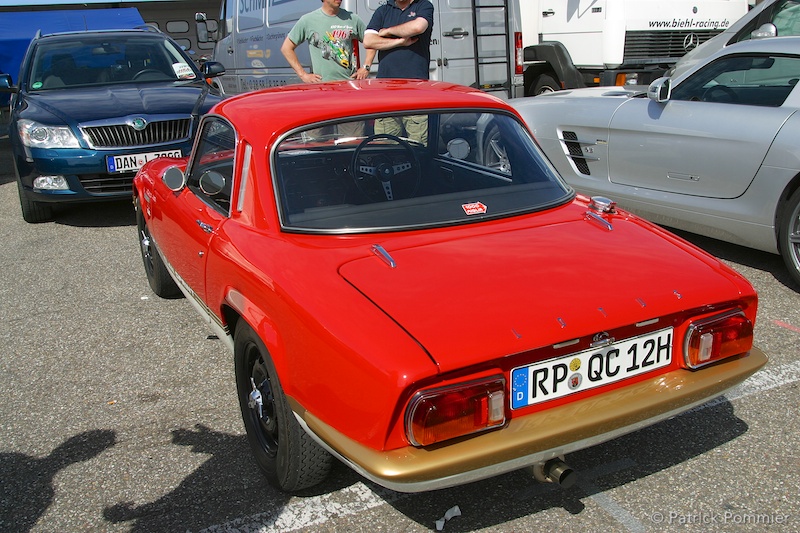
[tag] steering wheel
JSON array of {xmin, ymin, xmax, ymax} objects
[
  {"xmin": 702, "ymin": 85, "xmax": 738, "ymax": 103},
  {"xmin": 351, "ymin": 133, "xmax": 421, "ymax": 201},
  {"xmin": 133, "ymin": 69, "xmax": 164, "ymax": 81}
]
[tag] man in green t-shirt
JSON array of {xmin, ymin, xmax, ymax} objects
[{"xmin": 281, "ymin": 0, "xmax": 376, "ymax": 83}]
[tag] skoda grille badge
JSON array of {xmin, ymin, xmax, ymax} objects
[{"xmin": 131, "ymin": 117, "xmax": 148, "ymax": 131}]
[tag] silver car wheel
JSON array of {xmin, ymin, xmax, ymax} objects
[{"xmin": 780, "ymin": 188, "xmax": 800, "ymax": 288}]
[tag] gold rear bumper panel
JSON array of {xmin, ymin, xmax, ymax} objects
[{"xmin": 292, "ymin": 347, "xmax": 768, "ymax": 493}]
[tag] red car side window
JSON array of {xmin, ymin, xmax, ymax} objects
[{"xmin": 188, "ymin": 118, "xmax": 236, "ymax": 214}]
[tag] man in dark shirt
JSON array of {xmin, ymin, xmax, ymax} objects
[
  {"xmin": 364, "ymin": 0, "xmax": 434, "ymax": 141},
  {"xmin": 364, "ymin": 0, "xmax": 434, "ymax": 79}
]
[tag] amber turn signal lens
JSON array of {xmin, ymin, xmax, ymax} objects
[
  {"xmin": 684, "ymin": 309, "xmax": 753, "ymax": 369},
  {"xmin": 406, "ymin": 376, "xmax": 506, "ymax": 447}
]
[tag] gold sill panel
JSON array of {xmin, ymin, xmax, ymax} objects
[{"xmin": 290, "ymin": 347, "xmax": 768, "ymax": 493}]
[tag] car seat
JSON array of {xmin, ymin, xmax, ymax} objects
[{"xmin": 43, "ymin": 54, "xmax": 77, "ymax": 88}]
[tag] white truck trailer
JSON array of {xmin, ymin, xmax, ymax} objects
[{"xmin": 196, "ymin": 0, "xmax": 749, "ymax": 97}]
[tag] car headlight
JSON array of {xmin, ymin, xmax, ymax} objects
[
  {"xmin": 18, "ymin": 119, "xmax": 80, "ymax": 148},
  {"xmin": 615, "ymin": 73, "xmax": 640, "ymax": 86}
]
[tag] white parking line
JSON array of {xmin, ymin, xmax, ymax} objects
[
  {"xmin": 197, "ymin": 361, "xmax": 798, "ymax": 533},
  {"xmin": 198, "ymin": 482, "xmax": 406, "ymax": 533},
  {"xmin": 695, "ymin": 360, "xmax": 800, "ymax": 412},
  {"xmin": 576, "ymin": 459, "xmax": 645, "ymax": 533}
]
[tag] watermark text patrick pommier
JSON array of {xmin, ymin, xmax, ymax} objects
[{"xmin": 650, "ymin": 511, "xmax": 790, "ymax": 526}]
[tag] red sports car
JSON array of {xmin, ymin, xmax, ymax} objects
[{"xmin": 133, "ymin": 79, "xmax": 767, "ymax": 493}]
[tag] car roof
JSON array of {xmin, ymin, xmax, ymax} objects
[
  {"xmin": 36, "ymin": 27, "xmax": 165, "ymax": 42},
  {"xmin": 672, "ymin": 0, "xmax": 780, "ymax": 76},
  {"xmin": 673, "ymin": 34, "xmax": 800, "ymax": 83},
  {"xmin": 707, "ymin": 34, "xmax": 800, "ymax": 55},
  {"xmin": 212, "ymin": 79, "xmax": 514, "ymax": 139}
]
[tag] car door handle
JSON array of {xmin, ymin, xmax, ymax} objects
[
  {"xmin": 196, "ymin": 220, "xmax": 214, "ymax": 233},
  {"xmin": 542, "ymin": 9, "xmax": 555, "ymax": 17},
  {"xmin": 443, "ymin": 28, "xmax": 469, "ymax": 38}
]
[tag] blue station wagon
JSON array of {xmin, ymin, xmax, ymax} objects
[{"xmin": 0, "ymin": 27, "xmax": 224, "ymax": 222}]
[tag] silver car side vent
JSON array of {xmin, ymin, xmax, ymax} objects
[{"xmin": 561, "ymin": 131, "xmax": 599, "ymax": 176}]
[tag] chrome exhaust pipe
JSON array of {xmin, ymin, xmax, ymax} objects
[{"xmin": 530, "ymin": 457, "xmax": 577, "ymax": 488}]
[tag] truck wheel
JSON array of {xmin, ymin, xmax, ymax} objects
[
  {"xmin": 533, "ymin": 74, "xmax": 559, "ymax": 95},
  {"xmin": 779, "ymin": 187, "xmax": 800, "ymax": 288},
  {"xmin": 17, "ymin": 180, "xmax": 53, "ymax": 223},
  {"xmin": 234, "ymin": 320, "xmax": 332, "ymax": 492}
]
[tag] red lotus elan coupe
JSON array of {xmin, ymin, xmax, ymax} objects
[{"xmin": 133, "ymin": 79, "xmax": 767, "ymax": 493}]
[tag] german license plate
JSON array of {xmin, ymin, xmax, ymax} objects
[
  {"xmin": 511, "ymin": 328, "xmax": 673, "ymax": 409},
  {"xmin": 106, "ymin": 150, "xmax": 182, "ymax": 173}
]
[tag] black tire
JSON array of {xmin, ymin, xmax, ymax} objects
[
  {"xmin": 234, "ymin": 320, "xmax": 332, "ymax": 492},
  {"xmin": 135, "ymin": 199, "xmax": 182, "ymax": 299},
  {"xmin": 533, "ymin": 74, "xmax": 559, "ymax": 95},
  {"xmin": 17, "ymin": 180, "xmax": 53, "ymax": 223},
  {"xmin": 779, "ymin": 187, "xmax": 800, "ymax": 288}
]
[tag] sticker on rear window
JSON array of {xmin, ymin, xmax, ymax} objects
[{"xmin": 462, "ymin": 202, "xmax": 487, "ymax": 215}]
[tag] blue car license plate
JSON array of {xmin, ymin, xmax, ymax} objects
[{"xmin": 106, "ymin": 150, "xmax": 182, "ymax": 173}]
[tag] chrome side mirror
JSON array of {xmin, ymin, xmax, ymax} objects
[
  {"xmin": 446, "ymin": 138, "xmax": 470, "ymax": 160},
  {"xmin": 162, "ymin": 166, "xmax": 186, "ymax": 191},
  {"xmin": 648, "ymin": 77, "xmax": 672, "ymax": 103},
  {"xmin": 199, "ymin": 170, "xmax": 226, "ymax": 196},
  {"xmin": 751, "ymin": 22, "xmax": 777, "ymax": 39}
]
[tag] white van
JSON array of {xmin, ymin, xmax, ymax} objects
[
  {"xmin": 671, "ymin": 0, "xmax": 800, "ymax": 78},
  {"xmin": 196, "ymin": 0, "xmax": 525, "ymax": 99}
]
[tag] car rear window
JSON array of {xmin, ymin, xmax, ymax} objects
[{"xmin": 274, "ymin": 111, "xmax": 572, "ymax": 233}]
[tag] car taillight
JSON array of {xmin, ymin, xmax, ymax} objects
[
  {"xmin": 514, "ymin": 32, "xmax": 523, "ymax": 75},
  {"xmin": 405, "ymin": 376, "xmax": 506, "ymax": 447},
  {"xmin": 684, "ymin": 309, "xmax": 753, "ymax": 369}
]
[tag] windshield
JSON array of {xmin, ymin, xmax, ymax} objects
[
  {"xmin": 274, "ymin": 111, "xmax": 572, "ymax": 233},
  {"xmin": 28, "ymin": 34, "xmax": 199, "ymax": 90}
]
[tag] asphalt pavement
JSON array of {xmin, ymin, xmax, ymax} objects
[{"xmin": 1, "ymin": 135, "xmax": 798, "ymax": 533}]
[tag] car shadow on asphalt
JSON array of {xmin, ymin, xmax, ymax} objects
[
  {"xmin": 0, "ymin": 429, "xmax": 116, "ymax": 533},
  {"xmin": 0, "ymin": 136, "xmax": 15, "ymax": 187},
  {"xmin": 102, "ymin": 424, "xmax": 362, "ymax": 532},
  {"xmin": 97, "ymin": 400, "xmax": 745, "ymax": 532},
  {"xmin": 377, "ymin": 399, "xmax": 747, "ymax": 530},
  {"xmin": 52, "ymin": 199, "xmax": 136, "ymax": 228}
]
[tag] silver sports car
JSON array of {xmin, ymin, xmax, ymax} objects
[{"xmin": 513, "ymin": 36, "xmax": 800, "ymax": 288}]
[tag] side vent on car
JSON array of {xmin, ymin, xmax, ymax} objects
[{"xmin": 561, "ymin": 131, "xmax": 595, "ymax": 176}]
